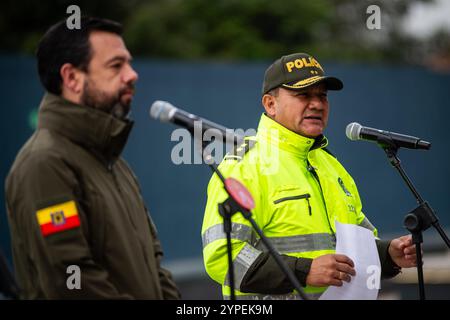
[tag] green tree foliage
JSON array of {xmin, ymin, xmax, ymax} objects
[
  {"xmin": 0, "ymin": 0, "xmax": 145, "ymax": 53},
  {"xmin": 123, "ymin": 0, "xmax": 332, "ymax": 59},
  {"xmin": 0, "ymin": 0, "xmax": 443, "ymax": 65}
]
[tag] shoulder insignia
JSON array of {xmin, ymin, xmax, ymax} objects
[
  {"xmin": 338, "ymin": 177, "xmax": 352, "ymax": 197},
  {"xmin": 36, "ymin": 200, "xmax": 80, "ymax": 237},
  {"xmin": 223, "ymin": 138, "xmax": 257, "ymax": 162}
]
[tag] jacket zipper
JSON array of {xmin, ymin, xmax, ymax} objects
[
  {"xmin": 305, "ymin": 197, "xmax": 312, "ymax": 216},
  {"xmin": 273, "ymin": 194, "xmax": 312, "ymax": 216},
  {"xmin": 108, "ymin": 164, "xmax": 122, "ymax": 195},
  {"xmin": 108, "ymin": 164, "xmax": 153, "ymax": 273},
  {"xmin": 108, "ymin": 164, "xmax": 138, "ymax": 230},
  {"xmin": 307, "ymin": 160, "xmax": 334, "ymax": 233}
]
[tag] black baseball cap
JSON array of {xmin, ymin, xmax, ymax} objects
[{"xmin": 262, "ymin": 52, "xmax": 343, "ymax": 94}]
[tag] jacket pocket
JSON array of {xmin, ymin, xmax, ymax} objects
[{"xmin": 273, "ymin": 193, "xmax": 312, "ymax": 215}]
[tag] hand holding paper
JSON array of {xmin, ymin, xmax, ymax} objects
[{"xmin": 320, "ymin": 221, "xmax": 381, "ymax": 300}]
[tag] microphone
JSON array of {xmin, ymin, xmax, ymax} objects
[
  {"xmin": 149, "ymin": 100, "xmax": 243, "ymax": 144},
  {"xmin": 346, "ymin": 122, "xmax": 431, "ymax": 150}
]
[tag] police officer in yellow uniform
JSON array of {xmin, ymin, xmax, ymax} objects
[
  {"xmin": 5, "ymin": 17, "xmax": 180, "ymax": 299},
  {"xmin": 202, "ymin": 53, "xmax": 418, "ymax": 299}
]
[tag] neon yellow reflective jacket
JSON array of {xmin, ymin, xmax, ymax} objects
[{"xmin": 202, "ymin": 113, "xmax": 377, "ymax": 299}]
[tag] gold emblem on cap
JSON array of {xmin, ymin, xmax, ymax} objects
[{"xmin": 282, "ymin": 76, "xmax": 324, "ymax": 89}]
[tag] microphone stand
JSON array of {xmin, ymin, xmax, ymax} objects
[
  {"xmin": 377, "ymin": 136, "xmax": 450, "ymax": 300},
  {"xmin": 194, "ymin": 134, "xmax": 308, "ymax": 300}
]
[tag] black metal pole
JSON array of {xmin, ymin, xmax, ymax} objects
[
  {"xmin": 203, "ymin": 149, "xmax": 308, "ymax": 300},
  {"xmin": 387, "ymin": 152, "xmax": 424, "ymax": 203},
  {"xmin": 385, "ymin": 146, "xmax": 450, "ymax": 300},
  {"xmin": 383, "ymin": 146, "xmax": 450, "ymax": 247},
  {"xmin": 383, "ymin": 146, "xmax": 427, "ymax": 300},
  {"xmin": 434, "ymin": 225, "xmax": 450, "ymax": 248},
  {"xmin": 244, "ymin": 212, "xmax": 307, "ymax": 299},
  {"xmin": 204, "ymin": 152, "xmax": 237, "ymax": 300},
  {"xmin": 224, "ymin": 213, "xmax": 236, "ymax": 300},
  {"xmin": 415, "ymin": 241, "xmax": 425, "ymax": 300}
]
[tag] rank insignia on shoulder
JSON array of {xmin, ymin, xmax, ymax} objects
[
  {"xmin": 36, "ymin": 200, "xmax": 80, "ymax": 237},
  {"xmin": 223, "ymin": 139, "xmax": 257, "ymax": 162},
  {"xmin": 338, "ymin": 177, "xmax": 352, "ymax": 197}
]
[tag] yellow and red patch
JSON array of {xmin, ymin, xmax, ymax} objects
[{"xmin": 36, "ymin": 200, "xmax": 80, "ymax": 237}]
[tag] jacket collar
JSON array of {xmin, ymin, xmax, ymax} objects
[
  {"xmin": 37, "ymin": 93, "xmax": 134, "ymax": 167},
  {"xmin": 256, "ymin": 113, "xmax": 328, "ymax": 158}
]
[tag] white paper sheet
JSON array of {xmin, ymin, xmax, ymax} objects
[{"xmin": 319, "ymin": 221, "xmax": 381, "ymax": 300}]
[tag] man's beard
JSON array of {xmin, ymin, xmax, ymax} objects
[{"xmin": 80, "ymin": 79, "xmax": 134, "ymax": 120}]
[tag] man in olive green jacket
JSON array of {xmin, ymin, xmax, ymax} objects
[{"xmin": 5, "ymin": 17, "xmax": 180, "ymax": 299}]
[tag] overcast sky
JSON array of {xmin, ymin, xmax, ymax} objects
[{"xmin": 402, "ymin": 0, "xmax": 450, "ymax": 38}]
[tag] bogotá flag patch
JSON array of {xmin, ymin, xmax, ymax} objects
[{"xmin": 36, "ymin": 200, "xmax": 80, "ymax": 236}]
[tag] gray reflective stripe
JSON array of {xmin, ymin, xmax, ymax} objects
[
  {"xmin": 202, "ymin": 223, "xmax": 255, "ymax": 248},
  {"xmin": 358, "ymin": 217, "xmax": 376, "ymax": 232},
  {"xmin": 223, "ymin": 292, "xmax": 323, "ymax": 300},
  {"xmin": 255, "ymin": 233, "xmax": 336, "ymax": 253},
  {"xmin": 224, "ymin": 243, "xmax": 262, "ymax": 288}
]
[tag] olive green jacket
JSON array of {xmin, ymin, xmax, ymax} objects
[{"xmin": 5, "ymin": 93, "xmax": 180, "ymax": 299}]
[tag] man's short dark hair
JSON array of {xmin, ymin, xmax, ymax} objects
[
  {"xmin": 36, "ymin": 17, "xmax": 123, "ymax": 95},
  {"xmin": 267, "ymin": 87, "xmax": 279, "ymax": 97}
]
